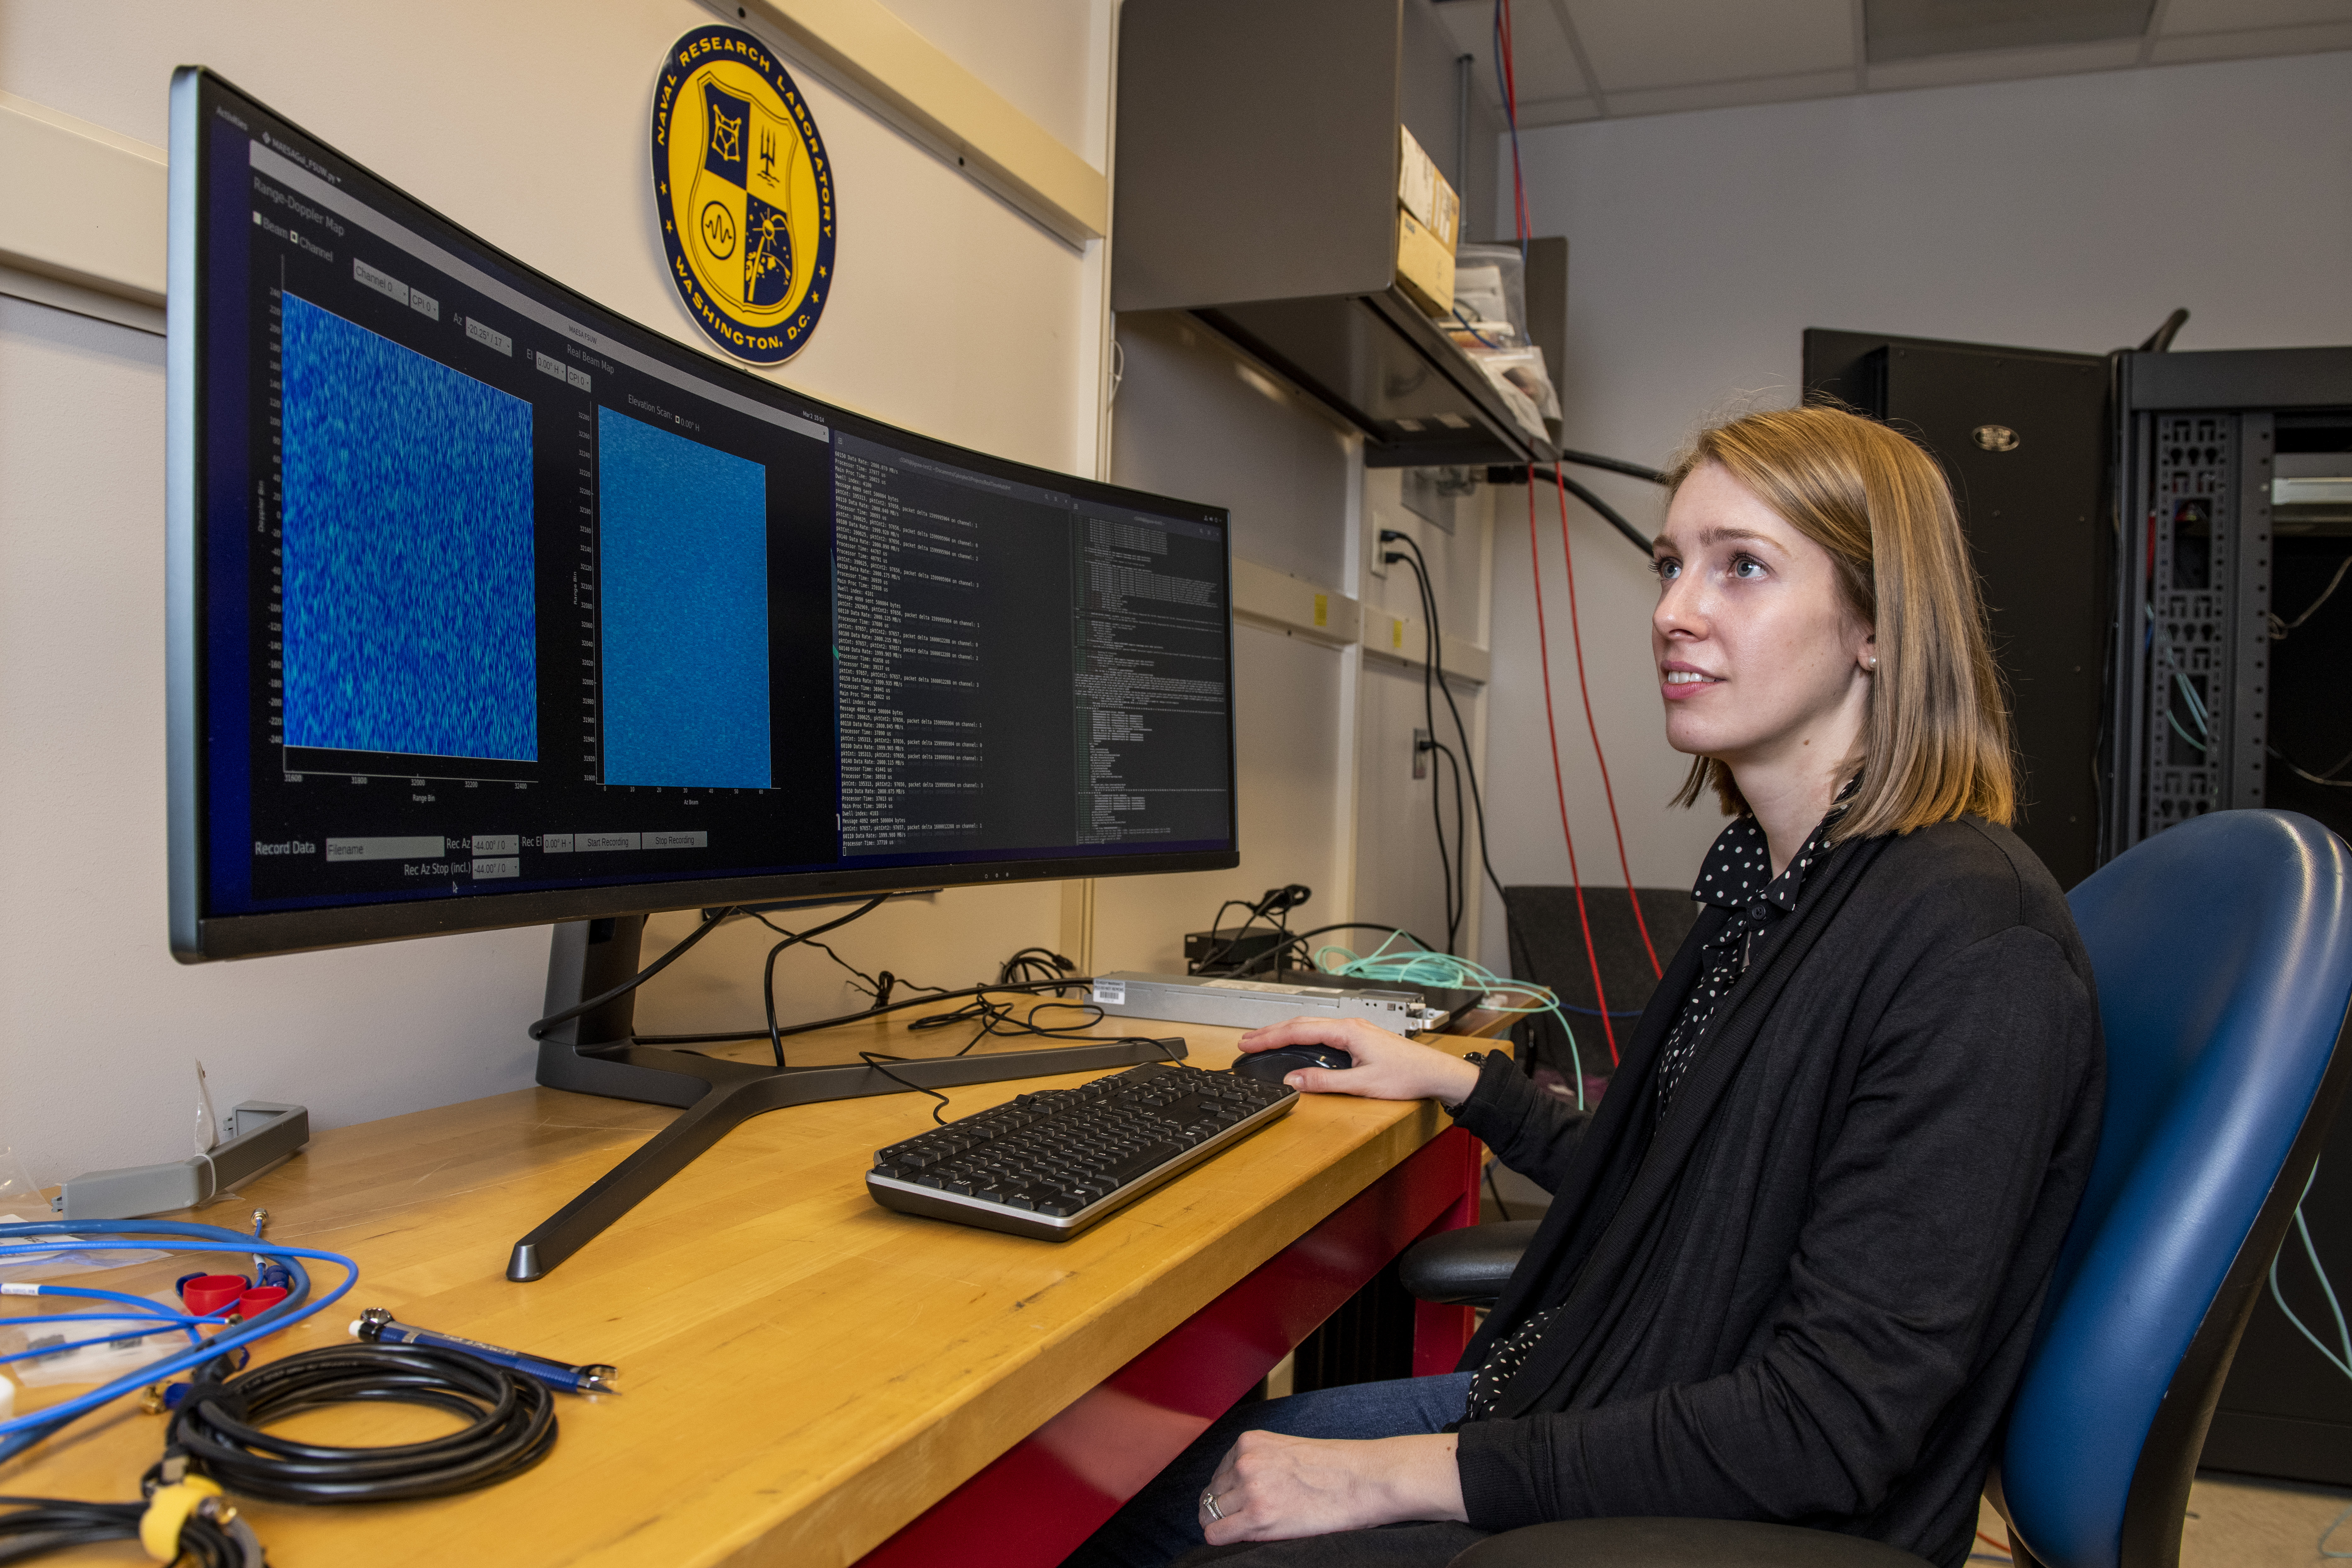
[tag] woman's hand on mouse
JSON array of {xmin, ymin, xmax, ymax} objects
[{"xmin": 1234, "ymin": 1018, "xmax": 1481, "ymax": 1104}]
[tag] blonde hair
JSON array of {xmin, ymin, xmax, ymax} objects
[{"xmin": 1662, "ymin": 403, "xmax": 2014, "ymax": 841}]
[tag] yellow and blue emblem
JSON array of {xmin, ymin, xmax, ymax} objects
[{"xmin": 651, "ymin": 26, "xmax": 835, "ymax": 364}]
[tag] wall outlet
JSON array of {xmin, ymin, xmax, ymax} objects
[{"xmin": 1413, "ymin": 728, "xmax": 1430, "ymax": 779}]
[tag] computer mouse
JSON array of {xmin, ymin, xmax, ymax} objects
[{"xmin": 1232, "ymin": 1044, "xmax": 1354, "ymax": 1084}]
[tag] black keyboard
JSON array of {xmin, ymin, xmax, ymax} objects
[{"xmin": 865, "ymin": 1061, "xmax": 1299, "ymax": 1240}]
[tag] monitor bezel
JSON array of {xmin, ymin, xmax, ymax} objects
[{"xmin": 167, "ymin": 66, "xmax": 1239, "ymax": 963}]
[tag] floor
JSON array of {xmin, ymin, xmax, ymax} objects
[{"xmin": 1976, "ymin": 1478, "xmax": 2352, "ymax": 1566}]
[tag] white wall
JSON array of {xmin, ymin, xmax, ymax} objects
[
  {"xmin": 1105, "ymin": 313, "xmax": 1495, "ymax": 972},
  {"xmin": 1480, "ymin": 48, "xmax": 2352, "ymax": 971},
  {"xmin": 0, "ymin": 0, "xmax": 1118, "ymax": 1183}
]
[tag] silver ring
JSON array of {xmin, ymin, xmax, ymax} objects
[{"xmin": 1201, "ymin": 1487, "xmax": 1225, "ymax": 1521}]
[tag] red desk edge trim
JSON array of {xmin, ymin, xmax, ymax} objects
[{"xmin": 857, "ymin": 1125, "xmax": 1484, "ymax": 1568}]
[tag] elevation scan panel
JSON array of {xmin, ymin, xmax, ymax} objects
[{"xmin": 596, "ymin": 406, "xmax": 773, "ymax": 789}]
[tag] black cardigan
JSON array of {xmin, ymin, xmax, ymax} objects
[{"xmin": 1448, "ymin": 818, "xmax": 2103, "ymax": 1568}]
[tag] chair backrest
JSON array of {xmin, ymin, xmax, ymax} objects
[{"xmin": 2002, "ymin": 811, "xmax": 2352, "ymax": 1568}]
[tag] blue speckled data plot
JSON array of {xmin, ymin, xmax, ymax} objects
[
  {"xmin": 596, "ymin": 408, "xmax": 772, "ymax": 789},
  {"xmin": 279, "ymin": 294, "xmax": 538, "ymax": 761}
]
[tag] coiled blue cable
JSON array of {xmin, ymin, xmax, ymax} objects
[{"xmin": 0, "ymin": 1219, "xmax": 357, "ymax": 1465}]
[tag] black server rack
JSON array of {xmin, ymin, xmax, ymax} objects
[
  {"xmin": 2110, "ymin": 345, "xmax": 2352, "ymax": 1486},
  {"xmin": 2111, "ymin": 347, "xmax": 2352, "ymax": 853},
  {"xmin": 1803, "ymin": 330, "xmax": 2110, "ymax": 890}
]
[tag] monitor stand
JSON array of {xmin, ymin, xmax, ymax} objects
[{"xmin": 507, "ymin": 914, "xmax": 1180, "ymax": 1280}]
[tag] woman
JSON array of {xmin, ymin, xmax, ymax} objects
[{"xmin": 1067, "ymin": 405, "xmax": 2104, "ymax": 1568}]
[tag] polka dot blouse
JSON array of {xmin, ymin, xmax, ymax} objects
[{"xmin": 1461, "ymin": 779, "xmax": 1859, "ymax": 1423}]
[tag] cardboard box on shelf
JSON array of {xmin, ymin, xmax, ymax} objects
[
  {"xmin": 1397, "ymin": 126, "xmax": 1460, "ymax": 252},
  {"xmin": 1395, "ymin": 207, "xmax": 1455, "ymax": 318}
]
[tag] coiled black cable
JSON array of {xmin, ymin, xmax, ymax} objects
[
  {"xmin": 0, "ymin": 1494, "xmax": 250, "ymax": 1566},
  {"xmin": 151, "ymin": 1343, "xmax": 556, "ymax": 1504}
]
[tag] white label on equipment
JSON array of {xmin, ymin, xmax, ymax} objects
[
  {"xmin": 1201, "ymin": 979, "xmax": 1317, "ymax": 995},
  {"xmin": 1091, "ymin": 979, "xmax": 1127, "ymax": 1006}
]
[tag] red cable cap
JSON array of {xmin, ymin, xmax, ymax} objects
[{"xmin": 180, "ymin": 1274, "xmax": 250, "ymax": 1316}]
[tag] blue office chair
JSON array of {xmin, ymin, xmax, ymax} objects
[{"xmin": 1435, "ymin": 809, "xmax": 2352, "ymax": 1568}]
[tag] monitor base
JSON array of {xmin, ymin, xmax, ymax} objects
[{"xmin": 506, "ymin": 915, "xmax": 1181, "ymax": 1280}]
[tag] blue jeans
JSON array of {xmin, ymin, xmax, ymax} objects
[{"xmin": 1063, "ymin": 1371, "xmax": 1478, "ymax": 1568}]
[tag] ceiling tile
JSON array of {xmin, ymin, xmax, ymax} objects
[
  {"xmin": 1864, "ymin": 35, "xmax": 2141, "ymax": 89},
  {"xmin": 1512, "ymin": 94, "xmax": 1604, "ymax": 128},
  {"xmin": 2160, "ymin": 0, "xmax": 2352, "ymax": 32},
  {"xmin": 1435, "ymin": 0, "xmax": 1592, "ymax": 110},
  {"xmin": 2150, "ymin": 18, "xmax": 2352, "ymax": 60},
  {"xmin": 1606, "ymin": 69, "xmax": 1860, "ymax": 118},
  {"xmin": 1863, "ymin": 0, "xmax": 2153, "ymax": 63},
  {"xmin": 1562, "ymin": 0, "xmax": 1853, "ymax": 92}
]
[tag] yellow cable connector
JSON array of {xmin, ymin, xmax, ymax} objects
[{"xmin": 139, "ymin": 1474, "xmax": 224, "ymax": 1562}]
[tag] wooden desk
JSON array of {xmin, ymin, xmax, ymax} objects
[{"xmin": 3, "ymin": 1010, "xmax": 1496, "ymax": 1566}]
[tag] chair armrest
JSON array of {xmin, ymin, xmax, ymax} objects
[
  {"xmin": 1446, "ymin": 1517, "xmax": 1932, "ymax": 1565},
  {"xmin": 1399, "ymin": 1219, "xmax": 1540, "ymax": 1306}
]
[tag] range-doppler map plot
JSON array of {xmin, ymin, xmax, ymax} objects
[{"xmin": 279, "ymin": 294, "xmax": 539, "ymax": 762}]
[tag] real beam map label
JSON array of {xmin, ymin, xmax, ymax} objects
[{"xmin": 651, "ymin": 25, "xmax": 836, "ymax": 365}]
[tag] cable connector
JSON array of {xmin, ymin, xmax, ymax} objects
[{"xmin": 139, "ymin": 1473, "xmax": 225, "ymax": 1561}]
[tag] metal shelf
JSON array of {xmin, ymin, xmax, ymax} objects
[{"xmin": 1200, "ymin": 288, "xmax": 1550, "ymax": 468}]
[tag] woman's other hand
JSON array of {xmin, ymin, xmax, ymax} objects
[
  {"xmin": 1197, "ymin": 1429, "xmax": 1466, "ymax": 1544},
  {"xmin": 1234, "ymin": 1017, "xmax": 1481, "ymax": 1104}
]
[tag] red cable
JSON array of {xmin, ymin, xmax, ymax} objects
[
  {"xmin": 1975, "ymin": 1529, "xmax": 2012, "ymax": 1557},
  {"xmin": 1527, "ymin": 478, "xmax": 1619, "ymax": 1064},
  {"xmin": 1552, "ymin": 469, "xmax": 1663, "ymax": 979},
  {"xmin": 1499, "ymin": 5, "xmax": 1615, "ymax": 1059},
  {"xmin": 1499, "ymin": 0, "xmax": 1532, "ymax": 244}
]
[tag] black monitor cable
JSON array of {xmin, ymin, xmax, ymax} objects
[
  {"xmin": 748, "ymin": 896, "xmax": 890, "ymax": 1066},
  {"xmin": 998, "ymin": 947, "xmax": 1082, "ymax": 992},
  {"xmin": 738, "ymin": 906, "xmax": 950, "ymax": 1006},
  {"xmin": 1427, "ymin": 738, "xmax": 1470, "ymax": 953},
  {"xmin": 867, "ymin": 995, "xmax": 1182, "ymax": 1125},
  {"xmin": 1383, "ymin": 539, "xmax": 1466, "ymax": 954},
  {"xmin": 1383, "ymin": 537, "xmax": 1511, "ymax": 911},
  {"xmin": 636, "ymin": 976, "xmax": 1120, "ymax": 1050},
  {"xmin": 526, "ymin": 905, "xmax": 735, "ymax": 1043},
  {"xmin": 1192, "ymin": 884, "xmax": 1312, "ymax": 974}
]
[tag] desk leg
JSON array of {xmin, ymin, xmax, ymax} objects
[
  {"xmin": 1411, "ymin": 1129, "xmax": 1484, "ymax": 1376},
  {"xmin": 854, "ymin": 1127, "xmax": 1481, "ymax": 1568}
]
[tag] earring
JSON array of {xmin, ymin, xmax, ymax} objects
[{"xmin": 1867, "ymin": 655, "xmax": 1878, "ymax": 669}]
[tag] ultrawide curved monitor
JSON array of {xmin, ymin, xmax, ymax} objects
[{"xmin": 167, "ymin": 68, "xmax": 1236, "ymax": 962}]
